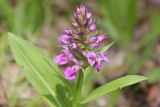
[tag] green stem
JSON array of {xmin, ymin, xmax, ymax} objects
[{"xmin": 74, "ymin": 71, "xmax": 84, "ymax": 107}]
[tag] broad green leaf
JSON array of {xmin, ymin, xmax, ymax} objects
[
  {"xmin": 81, "ymin": 75, "xmax": 147, "ymax": 103},
  {"xmin": 8, "ymin": 33, "xmax": 75, "ymax": 107},
  {"xmin": 108, "ymin": 90, "xmax": 120, "ymax": 107}
]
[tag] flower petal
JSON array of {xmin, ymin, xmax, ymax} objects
[
  {"xmin": 55, "ymin": 54, "xmax": 68, "ymax": 65},
  {"xmin": 64, "ymin": 67, "xmax": 76, "ymax": 80},
  {"xmin": 58, "ymin": 34, "xmax": 70, "ymax": 44},
  {"xmin": 89, "ymin": 24, "xmax": 96, "ymax": 31}
]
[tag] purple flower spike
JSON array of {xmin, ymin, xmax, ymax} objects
[
  {"xmin": 56, "ymin": 54, "xmax": 68, "ymax": 65},
  {"xmin": 89, "ymin": 24, "xmax": 96, "ymax": 31},
  {"xmin": 58, "ymin": 34, "xmax": 70, "ymax": 44},
  {"xmin": 64, "ymin": 67, "xmax": 76, "ymax": 80},
  {"xmin": 56, "ymin": 4, "xmax": 110, "ymax": 80}
]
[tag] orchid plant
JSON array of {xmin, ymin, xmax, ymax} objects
[{"xmin": 8, "ymin": 4, "xmax": 147, "ymax": 107}]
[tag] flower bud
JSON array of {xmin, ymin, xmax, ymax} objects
[
  {"xmin": 87, "ymin": 11, "xmax": 92, "ymax": 19},
  {"xmin": 89, "ymin": 24, "xmax": 96, "ymax": 31},
  {"xmin": 71, "ymin": 43, "xmax": 77, "ymax": 50},
  {"xmin": 58, "ymin": 34, "xmax": 70, "ymax": 44},
  {"xmin": 87, "ymin": 18, "xmax": 92, "ymax": 26},
  {"xmin": 72, "ymin": 22, "xmax": 78, "ymax": 27},
  {"xmin": 80, "ymin": 4, "xmax": 86, "ymax": 16}
]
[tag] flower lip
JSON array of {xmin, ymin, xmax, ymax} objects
[
  {"xmin": 95, "ymin": 53, "xmax": 109, "ymax": 72},
  {"xmin": 64, "ymin": 65, "xmax": 81, "ymax": 80},
  {"xmin": 84, "ymin": 52, "xmax": 97, "ymax": 66},
  {"xmin": 55, "ymin": 54, "xmax": 68, "ymax": 65},
  {"xmin": 64, "ymin": 67, "xmax": 76, "ymax": 80}
]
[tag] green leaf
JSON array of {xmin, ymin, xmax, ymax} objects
[
  {"xmin": 81, "ymin": 75, "xmax": 147, "ymax": 103},
  {"xmin": 98, "ymin": 0, "xmax": 138, "ymax": 48},
  {"xmin": 140, "ymin": 13, "xmax": 160, "ymax": 48},
  {"xmin": 0, "ymin": 0, "xmax": 14, "ymax": 31},
  {"xmin": 15, "ymin": 0, "xmax": 45, "ymax": 35},
  {"xmin": 108, "ymin": 90, "xmax": 120, "ymax": 107},
  {"xmin": 100, "ymin": 42, "xmax": 115, "ymax": 53},
  {"xmin": 8, "ymin": 33, "xmax": 75, "ymax": 107}
]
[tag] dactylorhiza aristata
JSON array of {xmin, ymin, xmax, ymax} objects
[{"xmin": 56, "ymin": 4, "xmax": 109, "ymax": 80}]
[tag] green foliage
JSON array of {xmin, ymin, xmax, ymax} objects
[
  {"xmin": 0, "ymin": 0, "xmax": 14, "ymax": 30},
  {"xmin": 81, "ymin": 75, "xmax": 147, "ymax": 104},
  {"xmin": 0, "ymin": 0, "xmax": 44, "ymax": 35},
  {"xmin": 8, "ymin": 33, "xmax": 75, "ymax": 107},
  {"xmin": 128, "ymin": 13, "xmax": 160, "ymax": 74},
  {"xmin": 1, "ymin": 0, "xmax": 158, "ymax": 106},
  {"xmin": 25, "ymin": 96, "xmax": 48, "ymax": 107},
  {"xmin": 100, "ymin": 42, "xmax": 115, "ymax": 53},
  {"xmin": 140, "ymin": 13, "xmax": 160, "ymax": 48},
  {"xmin": 147, "ymin": 68, "xmax": 160, "ymax": 83},
  {"xmin": 14, "ymin": 0, "xmax": 45, "ymax": 35},
  {"xmin": 98, "ymin": 0, "xmax": 138, "ymax": 48},
  {"xmin": 108, "ymin": 90, "xmax": 120, "ymax": 107}
]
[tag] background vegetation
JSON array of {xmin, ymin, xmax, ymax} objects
[{"xmin": 0, "ymin": 0, "xmax": 160, "ymax": 107}]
